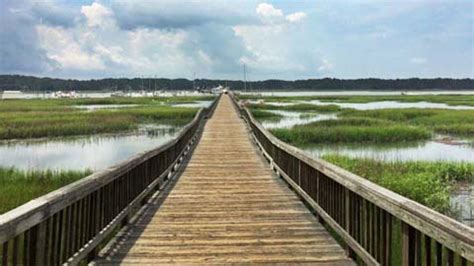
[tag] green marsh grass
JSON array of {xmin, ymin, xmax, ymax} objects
[
  {"xmin": 0, "ymin": 97, "xmax": 212, "ymax": 140},
  {"xmin": 322, "ymin": 155, "xmax": 474, "ymax": 214},
  {"xmin": 340, "ymin": 108, "xmax": 474, "ymax": 137},
  {"xmin": 0, "ymin": 167, "xmax": 92, "ymax": 214},
  {"xmin": 270, "ymin": 118, "xmax": 431, "ymax": 145},
  {"xmin": 250, "ymin": 109, "xmax": 283, "ymax": 121}
]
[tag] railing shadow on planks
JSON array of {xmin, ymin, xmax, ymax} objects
[
  {"xmin": 230, "ymin": 93, "xmax": 473, "ymax": 266},
  {"xmin": 0, "ymin": 95, "xmax": 220, "ymax": 266}
]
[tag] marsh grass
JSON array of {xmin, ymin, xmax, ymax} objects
[
  {"xmin": 340, "ymin": 108, "xmax": 474, "ymax": 137},
  {"xmin": 0, "ymin": 97, "xmax": 208, "ymax": 140},
  {"xmin": 250, "ymin": 109, "xmax": 283, "ymax": 121},
  {"xmin": 271, "ymin": 118, "xmax": 431, "ymax": 145},
  {"xmin": 0, "ymin": 167, "xmax": 92, "ymax": 214},
  {"xmin": 322, "ymin": 155, "xmax": 474, "ymax": 214}
]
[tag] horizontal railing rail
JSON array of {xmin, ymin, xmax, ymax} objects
[
  {"xmin": 231, "ymin": 93, "xmax": 473, "ymax": 266},
  {"xmin": 0, "ymin": 95, "xmax": 220, "ymax": 265}
]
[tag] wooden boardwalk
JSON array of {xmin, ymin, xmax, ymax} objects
[{"xmin": 97, "ymin": 95, "xmax": 353, "ymax": 264}]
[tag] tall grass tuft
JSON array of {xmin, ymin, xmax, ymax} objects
[
  {"xmin": 250, "ymin": 109, "xmax": 283, "ymax": 121},
  {"xmin": 271, "ymin": 118, "xmax": 431, "ymax": 145},
  {"xmin": 0, "ymin": 167, "xmax": 92, "ymax": 214}
]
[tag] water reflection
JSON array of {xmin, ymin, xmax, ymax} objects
[
  {"xmin": 302, "ymin": 141, "xmax": 474, "ymax": 162},
  {"xmin": 241, "ymin": 90, "xmax": 474, "ymax": 97},
  {"xmin": 74, "ymin": 104, "xmax": 140, "ymax": 111},
  {"xmin": 0, "ymin": 127, "xmax": 178, "ymax": 171},
  {"xmin": 308, "ymin": 100, "xmax": 474, "ymax": 110},
  {"xmin": 172, "ymin": 101, "xmax": 213, "ymax": 108},
  {"xmin": 261, "ymin": 110, "xmax": 337, "ymax": 129},
  {"xmin": 451, "ymin": 185, "xmax": 474, "ymax": 227}
]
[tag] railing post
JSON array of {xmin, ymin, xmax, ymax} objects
[
  {"xmin": 298, "ymin": 160, "xmax": 301, "ymax": 187},
  {"xmin": 402, "ymin": 222, "xmax": 415, "ymax": 266},
  {"xmin": 345, "ymin": 188, "xmax": 356, "ymax": 259},
  {"xmin": 32, "ymin": 222, "xmax": 47, "ymax": 266}
]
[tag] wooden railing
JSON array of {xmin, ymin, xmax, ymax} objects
[
  {"xmin": 231, "ymin": 94, "xmax": 473, "ymax": 266},
  {"xmin": 0, "ymin": 95, "xmax": 219, "ymax": 265}
]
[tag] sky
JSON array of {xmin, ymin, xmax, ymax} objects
[{"xmin": 0, "ymin": 0, "xmax": 473, "ymax": 80}]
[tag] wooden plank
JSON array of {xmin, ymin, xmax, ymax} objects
[{"xmin": 96, "ymin": 95, "xmax": 353, "ymax": 265}]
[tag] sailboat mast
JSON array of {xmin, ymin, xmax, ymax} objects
[{"xmin": 243, "ymin": 64, "xmax": 247, "ymax": 92}]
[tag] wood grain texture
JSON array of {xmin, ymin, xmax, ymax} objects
[{"xmin": 96, "ymin": 95, "xmax": 353, "ymax": 265}]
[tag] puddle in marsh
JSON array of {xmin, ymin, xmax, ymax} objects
[
  {"xmin": 257, "ymin": 100, "xmax": 474, "ymax": 110},
  {"xmin": 172, "ymin": 100, "xmax": 213, "ymax": 108},
  {"xmin": 261, "ymin": 110, "xmax": 337, "ymax": 129},
  {"xmin": 74, "ymin": 104, "xmax": 140, "ymax": 110},
  {"xmin": 301, "ymin": 141, "xmax": 474, "ymax": 162},
  {"xmin": 0, "ymin": 126, "xmax": 179, "ymax": 171}
]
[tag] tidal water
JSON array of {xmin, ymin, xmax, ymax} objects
[
  {"xmin": 0, "ymin": 127, "xmax": 178, "ymax": 171},
  {"xmin": 241, "ymin": 90, "xmax": 474, "ymax": 97},
  {"xmin": 301, "ymin": 141, "xmax": 474, "ymax": 162},
  {"xmin": 261, "ymin": 110, "xmax": 337, "ymax": 129},
  {"xmin": 74, "ymin": 104, "xmax": 140, "ymax": 110},
  {"xmin": 171, "ymin": 100, "xmax": 213, "ymax": 108},
  {"xmin": 307, "ymin": 100, "xmax": 474, "ymax": 110}
]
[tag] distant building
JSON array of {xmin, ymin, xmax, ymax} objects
[{"xmin": 1, "ymin": 90, "xmax": 23, "ymax": 99}]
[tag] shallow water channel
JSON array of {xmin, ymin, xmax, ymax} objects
[
  {"xmin": 0, "ymin": 126, "xmax": 179, "ymax": 171},
  {"xmin": 171, "ymin": 100, "xmax": 213, "ymax": 108},
  {"xmin": 307, "ymin": 100, "xmax": 474, "ymax": 110}
]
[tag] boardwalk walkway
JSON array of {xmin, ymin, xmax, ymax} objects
[{"xmin": 97, "ymin": 95, "xmax": 353, "ymax": 264}]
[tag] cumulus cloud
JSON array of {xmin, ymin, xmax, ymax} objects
[
  {"xmin": 81, "ymin": 3, "xmax": 114, "ymax": 28},
  {"xmin": 255, "ymin": 3, "xmax": 307, "ymax": 25},
  {"xmin": 233, "ymin": 3, "xmax": 309, "ymax": 77},
  {"xmin": 3, "ymin": 0, "xmax": 469, "ymax": 79},
  {"xmin": 256, "ymin": 3, "xmax": 284, "ymax": 19},
  {"xmin": 286, "ymin": 12, "xmax": 307, "ymax": 23}
]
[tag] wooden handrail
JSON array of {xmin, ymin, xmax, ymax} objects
[
  {"xmin": 0, "ymin": 95, "xmax": 220, "ymax": 265},
  {"xmin": 230, "ymin": 93, "xmax": 473, "ymax": 265}
]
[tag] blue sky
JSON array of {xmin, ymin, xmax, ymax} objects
[{"xmin": 1, "ymin": 0, "xmax": 473, "ymax": 80}]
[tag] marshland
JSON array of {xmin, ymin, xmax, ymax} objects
[
  {"xmin": 240, "ymin": 93, "xmax": 474, "ymax": 225},
  {"xmin": 0, "ymin": 95, "xmax": 215, "ymax": 213}
]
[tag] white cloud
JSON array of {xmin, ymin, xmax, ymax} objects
[
  {"xmin": 256, "ymin": 3, "xmax": 283, "ymax": 19},
  {"xmin": 286, "ymin": 12, "xmax": 306, "ymax": 23},
  {"xmin": 81, "ymin": 2, "xmax": 114, "ymax": 28},
  {"xmin": 232, "ymin": 3, "xmax": 309, "ymax": 76},
  {"xmin": 411, "ymin": 57, "xmax": 427, "ymax": 64},
  {"xmin": 36, "ymin": 25, "xmax": 106, "ymax": 70},
  {"xmin": 317, "ymin": 59, "xmax": 334, "ymax": 72}
]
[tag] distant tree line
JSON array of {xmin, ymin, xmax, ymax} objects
[{"xmin": 0, "ymin": 75, "xmax": 472, "ymax": 91}]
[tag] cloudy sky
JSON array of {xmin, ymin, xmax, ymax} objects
[{"xmin": 1, "ymin": 0, "xmax": 473, "ymax": 80}]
